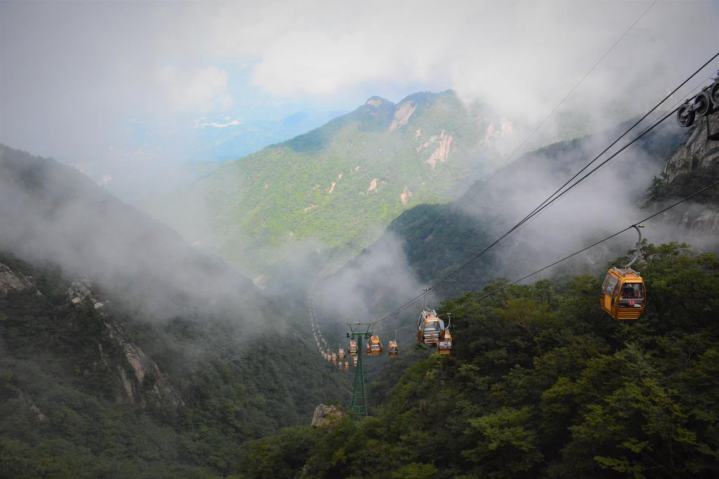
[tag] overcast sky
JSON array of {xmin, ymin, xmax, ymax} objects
[{"xmin": 1, "ymin": 0, "xmax": 718, "ymax": 167}]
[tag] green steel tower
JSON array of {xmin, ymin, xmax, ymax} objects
[{"xmin": 348, "ymin": 322, "xmax": 372, "ymax": 416}]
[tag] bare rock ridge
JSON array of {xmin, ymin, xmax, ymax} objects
[
  {"xmin": 656, "ymin": 111, "xmax": 719, "ymax": 240},
  {"xmin": 65, "ymin": 276, "xmax": 183, "ymax": 407},
  {"xmin": 664, "ymin": 113, "xmax": 719, "ymax": 183},
  {"xmin": 0, "ymin": 262, "xmax": 38, "ymax": 296}
]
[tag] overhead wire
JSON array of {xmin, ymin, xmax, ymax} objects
[
  {"xmin": 444, "ymin": 178, "xmax": 719, "ymax": 316},
  {"xmin": 453, "ymin": 0, "xmax": 658, "ymax": 214},
  {"xmin": 506, "ymin": 71, "xmax": 718, "ymax": 234},
  {"xmin": 369, "ymin": 52, "xmax": 719, "ymax": 329}
]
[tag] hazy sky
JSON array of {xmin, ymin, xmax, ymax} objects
[{"xmin": 1, "ymin": 0, "xmax": 718, "ymax": 167}]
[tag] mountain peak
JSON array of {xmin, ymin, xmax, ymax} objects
[{"xmin": 365, "ymin": 96, "xmax": 391, "ymax": 107}]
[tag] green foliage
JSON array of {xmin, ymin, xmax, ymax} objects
[
  {"xmin": 145, "ymin": 92, "xmax": 504, "ymax": 275},
  {"xmin": 239, "ymin": 243, "xmax": 719, "ymax": 478},
  {"xmin": 0, "ymin": 254, "xmax": 348, "ymax": 478}
]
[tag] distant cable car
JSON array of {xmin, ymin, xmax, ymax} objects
[
  {"xmin": 344, "ymin": 361, "xmax": 349, "ymax": 370},
  {"xmin": 338, "ymin": 348, "xmax": 346, "ymax": 360},
  {"xmin": 417, "ymin": 309, "xmax": 445, "ymax": 345},
  {"xmin": 388, "ymin": 340, "xmax": 399, "ymax": 358},
  {"xmin": 332, "ymin": 353, "xmax": 338, "ymax": 364},
  {"xmin": 601, "ymin": 225, "xmax": 647, "ymax": 320},
  {"xmin": 367, "ymin": 335, "xmax": 383, "ymax": 355},
  {"xmin": 348, "ymin": 340, "xmax": 358, "ymax": 355},
  {"xmin": 353, "ymin": 356, "xmax": 358, "ymax": 367}
]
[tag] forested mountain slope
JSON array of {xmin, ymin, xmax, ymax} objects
[
  {"xmin": 237, "ymin": 110, "xmax": 719, "ymax": 479},
  {"xmin": 239, "ymin": 243, "xmax": 719, "ymax": 479},
  {"xmin": 144, "ymin": 91, "xmax": 514, "ymax": 276},
  {"xmin": 0, "ymin": 146, "xmax": 349, "ymax": 477}
]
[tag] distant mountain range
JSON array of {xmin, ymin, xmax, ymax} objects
[{"xmin": 143, "ymin": 90, "xmax": 517, "ymax": 277}]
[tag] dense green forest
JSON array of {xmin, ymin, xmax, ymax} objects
[
  {"xmin": 144, "ymin": 91, "xmax": 508, "ymax": 275},
  {"xmin": 0, "ymin": 255, "xmax": 349, "ymax": 479},
  {"xmin": 238, "ymin": 242, "xmax": 719, "ymax": 478}
]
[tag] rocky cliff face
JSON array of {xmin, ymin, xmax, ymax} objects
[
  {"xmin": 654, "ymin": 111, "xmax": 719, "ymax": 242},
  {"xmin": 663, "ymin": 113, "xmax": 719, "ymax": 183},
  {"xmin": 65, "ymin": 277, "xmax": 183, "ymax": 408},
  {"xmin": 311, "ymin": 404, "xmax": 342, "ymax": 427},
  {"xmin": 0, "ymin": 262, "xmax": 38, "ymax": 296}
]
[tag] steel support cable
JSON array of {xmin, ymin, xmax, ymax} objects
[
  {"xmin": 508, "ymin": 72, "xmax": 718, "ymax": 234},
  {"xmin": 413, "ymin": 53, "xmax": 718, "ymax": 294},
  {"xmin": 454, "ymin": 0, "xmax": 658, "ymax": 214},
  {"xmin": 444, "ymin": 179, "xmax": 719, "ymax": 315},
  {"xmin": 369, "ymin": 54, "xmax": 719, "ymax": 328},
  {"xmin": 370, "ymin": 105, "xmax": 676, "ymax": 325},
  {"xmin": 514, "ymin": 52, "xmax": 719, "ymax": 230}
]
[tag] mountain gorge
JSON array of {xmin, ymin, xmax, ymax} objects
[
  {"xmin": 2, "ymin": 98, "xmax": 719, "ymax": 479},
  {"xmin": 0, "ymin": 146, "xmax": 349, "ymax": 477}
]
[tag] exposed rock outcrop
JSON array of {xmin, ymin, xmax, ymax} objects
[
  {"xmin": 400, "ymin": 186, "xmax": 414, "ymax": 205},
  {"xmin": 389, "ymin": 101, "xmax": 417, "ymax": 131},
  {"xmin": 311, "ymin": 404, "xmax": 342, "ymax": 427},
  {"xmin": 419, "ymin": 130, "xmax": 456, "ymax": 169},
  {"xmin": 0, "ymin": 262, "xmax": 37, "ymax": 296},
  {"xmin": 368, "ymin": 178, "xmax": 378, "ymax": 192},
  {"xmin": 654, "ymin": 112, "xmax": 719, "ymax": 240},
  {"xmin": 102, "ymin": 312, "xmax": 184, "ymax": 408},
  {"xmin": 66, "ymin": 278, "xmax": 183, "ymax": 408},
  {"xmin": 664, "ymin": 113, "xmax": 719, "ymax": 183}
]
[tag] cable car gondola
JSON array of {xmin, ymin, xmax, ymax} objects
[
  {"xmin": 338, "ymin": 348, "xmax": 346, "ymax": 360},
  {"xmin": 438, "ymin": 329, "xmax": 453, "ymax": 355},
  {"xmin": 367, "ymin": 335, "xmax": 383, "ymax": 355},
  {"xmin": 417, "ymin": 309, "xmax": 445, "ymax": 345},
  {"xmin": 344, "ymin": 361, "xmax": 349, "ymax": 370},
  {"xmin": 348, "ymin": 340, "xmax": 358, "ymax": 355},
  {"xmin": 388, "ymin": 340, "xmax": 399, "ymax": 358},
  {"xmin": 331, "ymin": 352, "xmax": 338, "ymax": 364},
  {"xmin": 601, "ymin": 225, "xmax": 647, "ymax": 320},
  {"xmin": 353, "ymin": 355, "xmax": 358, "ymax": 367}
]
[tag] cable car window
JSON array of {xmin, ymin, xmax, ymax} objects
[
  {"xmin": 620, "ymin": 283, "xmax": 644, "ymax": 299},
  {"xmin": 605, "ymin": 275, "xmax": 618, "ymax": 296},
  {"xmin": 602, "ymin": 273, "xmax": 612, "ymax": 293}
]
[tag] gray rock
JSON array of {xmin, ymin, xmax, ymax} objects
[{"xmin": 311, "ymin": 404, "xmax": 342, "ymax": 427}]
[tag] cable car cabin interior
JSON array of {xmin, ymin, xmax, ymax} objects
[
  {"xmin": 348, "ymin": 340, "xmax": 358, "ymax": 355},
  {"xmin": 438, "ymin": 329, "xmax": 453, "ymax": 355},
  {"xmin": 417, "ymin": 310, "xmax": 445, "ymax": 345},
  {"xmin": 388, "ymin": 340, "xmax": 398, "ymax": 357},
  {"xmin": 367, "ymin": 335, "xmax": 384, "ymax": 355},
  {"xmin": 601, "ymin": 267, "xmax": 646, "ymax": 320}
]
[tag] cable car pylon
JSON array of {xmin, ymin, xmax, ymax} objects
[{"xmin": 347, "ymin": 322, "xmax": 372, "ymax": 416}]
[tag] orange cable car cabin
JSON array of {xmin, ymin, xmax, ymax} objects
[
  {"xmin": 438, "ymin": 329, "xmax": 453, "ymax": 355},
  {"xmin": 417, "ymin": 309, "xmax": 445, "ymax": 345},
  {"xmin": 600, "ymin": 225, "xmax": 647, "ymax": 320},
  {"xmin": 367, "ymin": 335, "xmax": 384, "ymax": 355},
  {"xmin": 388, "ymin": 340, "xmax": 398, "ymax": 357}
]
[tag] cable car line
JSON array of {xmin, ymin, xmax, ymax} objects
[
  {"xmin": 507, "ymin": 72, "xmax": 718, "ymax": 235},
  {"xmin": 453, "ymin": 0, "xmax": 658, "ymax": 215},
  {"xmin": 514, "ymin": 53, "xmax": 719, "ymax": 231},
  {"xmin": 368, "ymin": 52, "xmax": 719, "ymax": 329},
  {"xmin": 443, "ymin": 179, "xmax": 719, "ymax": 316}
]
